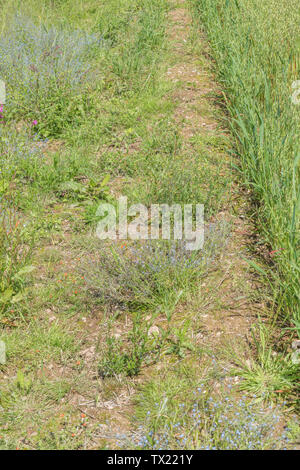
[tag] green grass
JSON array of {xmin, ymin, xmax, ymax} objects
[
  {"xmin": 127, "ymin": 364, "xmax": 289, "ymax": 450},
  {"xmin": 82, "ymin": 223, "xmax": 229, "ymax": 312},
  {"xmin": 190, "ymin": 0, "xmax": 300, "ymax": 336},
  {"xmin": 231, "ymin": 323, "xmax": 299, "ymax": 402},
  {"xmin": 0, "ymin": 0, "xmax": 298, "ymax": 450}
]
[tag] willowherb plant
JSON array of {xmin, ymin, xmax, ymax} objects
[
  {"xmin": 98, "ymin": 312, "xmax": 153, "ymax": 378},
  {"xmin": 0, "ymin": 201, "xmax": 33, "ymax": 319},
  {"xmin": 0, "ymin": 14, "xmax": 103, "ymax": 135},
  {"xmin": 0, "ymin": 125, "xmax": 46, "ymax": 183},
  {"xmin": 0, "ymin": 15, "xmax": 101, "ymax": 87}
]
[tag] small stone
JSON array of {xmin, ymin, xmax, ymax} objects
[
  {"xmin": 292, "ymin": 340, "xmax": 300, "ymax": 350},
  {"xmin": 80, "ymin": 346, "xmax": 96, "ymax": 361},
  {"xmin": 148, "ymin": 326, "xmax": 160, "ymax": 337},
  {"xmin": 291, "ymin": 350, "xmax": 300, "ymax": 365}
]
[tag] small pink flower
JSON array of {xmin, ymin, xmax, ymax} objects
[{"xmin": 32, "ymin": 119, "xmax": 38, "ymax": 126}]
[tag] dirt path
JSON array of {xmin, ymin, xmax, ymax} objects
[
  {"xmin": 87, "ymin": 0, "xmax": 263, "ymax": 446},
  {"xmin": 166, "ymin": 0, "xmax": 260, "ymax": 347}
]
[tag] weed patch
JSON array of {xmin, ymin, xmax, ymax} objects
[{"xmin": 83, "ymin": 224, "xmax": 229, "ymax": 312}]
